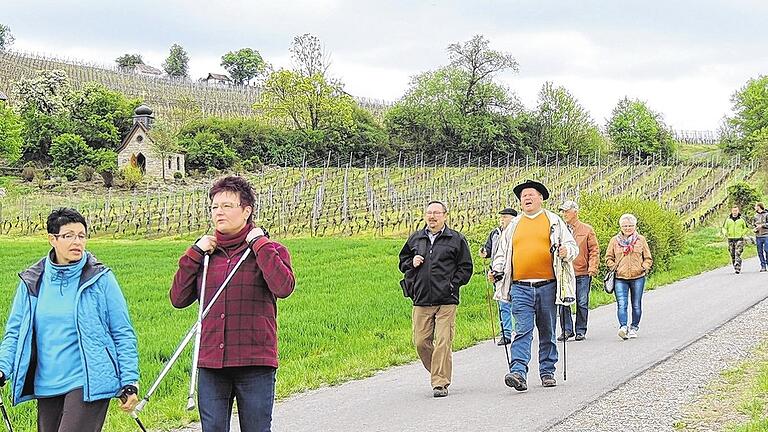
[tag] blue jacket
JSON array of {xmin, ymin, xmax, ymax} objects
[{"xmin": 0, "ymin": 251, "xmax": 139, "ymax": 405}]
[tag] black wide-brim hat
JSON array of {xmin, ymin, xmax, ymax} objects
[{"xmin": 513, "ymin": 180, "xmax": 550, "ymax": 201}]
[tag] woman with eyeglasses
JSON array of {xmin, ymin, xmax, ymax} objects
[
  {"xmin": 0, "ymin": 208, "xmax": 140, "ymax": 431},
  {"xmin": 605, "ymin": 213, "xmax": 653, "ymax": 341},
  {"xmin": 170, "ymin": 176, "xmax": 295, "ymax": 432}
]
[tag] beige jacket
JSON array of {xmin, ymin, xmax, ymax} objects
[{"xmin": 605, "ymin": 233, "xmax": 653, "ymax": 280}]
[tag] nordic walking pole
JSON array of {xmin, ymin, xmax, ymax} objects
[
  {"xmin": 134, "ymin": 246, "xmax": 253, "ymax": 417},
  {"xmin": 483, "ymin": 270, "xmax": 497, "ymax": 343},
  {"xmin": 186, "ymin": 253, "xmax": 210, "ymax": 411},
  {"xmin": 0, "ymin": 392, "xmax": 13, "ymax": 432},
  {"xmin": 497, "ymin": 301, "xmax": 511, "ymax": 369},
  {"xmin": 485, "ymin": 258, "xmax": 510, "ymax": 368},
  {"xmin": 560, "ymin": 304, "xmax": 567, "ymax": 381}
]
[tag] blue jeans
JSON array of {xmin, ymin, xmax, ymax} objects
[
  {"xmin": 560, "ymin": 275, "xmax": 591, "ymax": 336},
  {"xmin": 510, "ymin": 281, "xmax": 558, "ymax": 379},
  {"xmin": 198, "ymin": 366, "xmax": 276, "ymax": 432},
  {"xmin": 757, "ymin": 237, "xmax": 768, "ymax": 269},
  {"xmin": 498, "ymin": 300, "xmax": 513, "ymax": 339},
  {"xmin": 614, "ymin": 277, "xmax": 646, "ymax": 330}
]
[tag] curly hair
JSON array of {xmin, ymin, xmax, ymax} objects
[{"xmin": 209, "ymin": 176, "xmax": 256, "ymax": 223}]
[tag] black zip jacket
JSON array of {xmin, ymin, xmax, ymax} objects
[{"xmin": 398, "ymin": 226, "xmax": 473, "ymax": 306}]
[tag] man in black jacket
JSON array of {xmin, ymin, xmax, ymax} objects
[{"xmin": 398, "ymin": 200, "xmax": 473, "ymax": 398}]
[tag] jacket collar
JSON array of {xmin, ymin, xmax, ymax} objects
[
  {"xmin": 415, "ymin": 225, "xmax": 455, "ymax": 239},
  {"xmin": 19, "ymin": 250, "xmax": 108, "ymax": 297}
]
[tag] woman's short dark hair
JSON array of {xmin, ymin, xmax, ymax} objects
[
  {"xmin": 209, "ymin": 176, "xmax": 256, "ymax": 223},
  {"xmin": 47, "ymin": 208, "xmax": 87, "ymax": 234}
]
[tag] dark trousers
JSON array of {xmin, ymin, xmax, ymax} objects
[
  {"xmin": 198, "ymin": 366, "xmax": 277, "ymax": 432},
  {"xmin": 37, "ymin": 387, "xmax": 109, "ymax": 432},
  {"xmin": 560, "ymin": 275, "xmax": 592, "ymax": 336}
]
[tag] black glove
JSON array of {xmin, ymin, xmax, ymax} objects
[
  {"xmin": 118, "ymin": 384, "xmax": 138, "ymax": 403},
  {"xmin": 491, "ymin": 271, "xmax": 504, "ymax": 282}
]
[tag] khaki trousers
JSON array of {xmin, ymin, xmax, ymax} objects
[{"xmin": 412, "ymin": 304, "xmax": 457, "ymax": 388}]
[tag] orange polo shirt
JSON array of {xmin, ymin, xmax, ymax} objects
[{"xmin": 512, "ymin": 212, "xmax": 555, "ymax": 280}]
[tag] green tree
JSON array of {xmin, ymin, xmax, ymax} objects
[
  {"xmin": 0, "ymin": 23, "xmax": 14, "ymax": 51},
  {"xmin": 13, "ymin": 69, "xmax": 71, "ymax": 115},
  {"xmin": 534, "ymin": 82, "xmax": 605, "ymax": 157},
  {"xmin": 49, "ymin": 133, "xmax": 91, "ymax": 180},
  {"xmin": 221, "ymin": 48, "xmax": 266, "ymax": 85},
  {"xmin": 385, "ymin": 36, "xmax": 523, "ymax": 156},
  {"xmin": 0, "ymin": 101, "xmax": 23, "ymax": 163},
  {"xmin": 20, "ymin": 109, "xmax": 71, "ymax": 163},
  {"xmin": 148, "ymin": 120, "xmax": 182, "ymax": 180},
  {"xmin": 447, "ymin": 34, "xmax": 519, "ymax": 117},
  {"xmin": 289, "ymin": 33, "xmax": 329, "ymax": 78},
  {"xmin": 67, "ymin": 82, "xmax": 141, "ymax": 150},
  {"xmin": 181, "ymin": 130, "xmax": 236, "ymax": 170},
  {"xmin": 252, "ymin": 34, "xmax": 387, "ymax": 159},
  {"xmin": 115, "ymin": 53, "xmax": 144, "ymax": 69},
  {"xmin": 254, "ymin": 69, "xmax": 355, "ymax": 132},
  {"xmin": 721, "ymin": 75, "xmax": 768, "ymax": 159},
  {"xmin": 163, "ymin": 44, "xmax": 189, "ymax": 78},
  {"xmin": 607, "ymin": 97, "xmax": 676, "ymax": 158}
]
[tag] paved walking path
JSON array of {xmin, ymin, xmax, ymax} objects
[{"xmin": 174, "ymin": 258, "xmax": 768, "ymax": 432}]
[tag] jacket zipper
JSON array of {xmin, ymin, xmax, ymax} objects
[{"xmin": 74, "ymin": 269, "xmax": 108, "ymax": 401}]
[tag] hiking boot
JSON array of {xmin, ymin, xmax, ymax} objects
[
  {"xmin": 618, "ymin": 326, "xmax": 628, "ymax": 340},
  {"xmin": 497, "ymin": 336, "xmax": 511, "ymax": 346},
  {"xmin": 541, "ymin": 375, "xmax": 557, "ymax": 387},
  {"xmin": 557, "ymin": 331, "xmax": 574, "ymax": 342},
  {"xmin": 504, "ymin": 372, "xmax": 527, "ymax": 391},
  {"xmin": 574, "ymin": 333, "xmax": 585, "ymax": 341},
  {"xmin": 628, "ymin": 328, "xmax": 638, "ymax": 339},
  {"xmin": 433, "ymin": 386, "xmax": 448, "ymax": 398}
]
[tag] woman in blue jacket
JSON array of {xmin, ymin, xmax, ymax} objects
[{"xmin": 0, "ymin": 208, "xmax": 140, "ymax": 431}]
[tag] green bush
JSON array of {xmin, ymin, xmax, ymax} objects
[
  {"xmin": 49, "ymin": 133, "xmax": 92, "ymax": 180},
  {"xmin": 77, "ymin": 165, "xmax": 95, "ymax": 182},
  {"xmin": 727, "ymin": 182, "xmax": 762, "ymax": 211},
  {"xmin": 578, "ymin": 194, "xmax": 684, "ymax": 273},
  {"xmin": 121, "ymin": 165, "xmax": 143, "ymax": 189},
  {"xmin": 466, "ymin": 194, "xmax": 685, "ymax": 276},
  {"xmin": 91, "ymin": 149, "xmax": 118, "ymax": 174},
  {"xmin": 181, "ymin": 130, "xmax": 236, "ymax": 171}
]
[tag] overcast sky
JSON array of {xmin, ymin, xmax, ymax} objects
[{"xmin": 3, "ymin": 0, "xmax": 766, "ymax": 130}]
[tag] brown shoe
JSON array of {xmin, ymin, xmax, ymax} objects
[
  {"xmin": 541, "ymin": 375, "xmax": 557, "ymax": 387},
  {"xmin": 433, "ymin": 386, "xmax": 448, "ymax": 397}
]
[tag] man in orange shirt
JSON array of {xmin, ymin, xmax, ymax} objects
[
  {"xmin": 557, "ymin": 200, "xmax": 599, "ymax": 342},
  {"xmin": 491, "ymin": 180, "xmax": 577, "ymax": 391}
]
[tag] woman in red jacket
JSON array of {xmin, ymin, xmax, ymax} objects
[{"xmin": 171, "ymin": 176, "xmax": 295, "ymax": 432}]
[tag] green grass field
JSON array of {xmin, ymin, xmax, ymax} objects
[{"xmin": 0, "ymin": 226, "xmax": 751, "ymax": 431}]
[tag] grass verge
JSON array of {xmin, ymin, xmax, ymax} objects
[{"xmin": 675, "ymin": 342, "xmax": 768, "ymax": 431}]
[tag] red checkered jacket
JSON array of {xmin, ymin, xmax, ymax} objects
[{"xmin": 170, "ymin": 227, "xmax": 295, "ymax": 369}]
